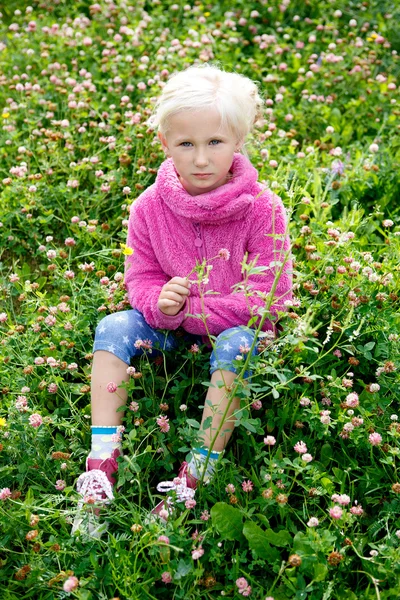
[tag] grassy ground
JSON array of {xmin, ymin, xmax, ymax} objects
[{"xmin": 0, "ymin": 1, "xmax": 400, "ymax": 598}]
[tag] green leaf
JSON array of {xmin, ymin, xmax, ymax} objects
[
  {"xmin": 313, "ymin": 169, "xmax": 322, "ymax": 200},
  {"xmin": 211, "ymin": 502, "xmax": 244, "ymax": 541},
  {"xmin": 201, "ymin": 381, "xmax": 216, "ymax": 388},
  {"xmin": 293, "ymin": 531, "xmax": 315, "ymax": 555},
  {"xmin": 263, "ymin": 528, "xmax": 292, "ymax": 547},
  {"xmin": 177, "ymin": 446, "xmax": 191, "ymax": 453},
  {"xmin": 186, "ymin": 419, "xmax": 200, "ymax": 429},
  {"xmin": 364, "ymin": 341, "xmax": 375, "ymax": 351},
  {"xmin": 320, "ymin": 443, "xmax": 333, "ymax": 466},
  {"xmin": 173, "ymin": 559, "xmax": 192, "ymax": 580},
  {"xmin": 75, "ymin": 590, "xmax": 93, "ymax": 600},
  {"xmin": 341, "ymin": 123, "xmax": 354, "ymax": 144},
  {"xmin": 320, "ymin": 530, "xmax": 337, "ymax": 547},
  {"xmin": 242, "ymin": 419, "xmax": 257, "ymax": 433},
  {"xmin": 313, "ymin": 562, "xmax": 328, "ymax": 582},
  {"xmin": 24, "ymin": 488, "xmax": 34, "ymax": 506},
  {"xmin": 202, "ymin": 416, "xmax": 212, "ymax": 430},
  {"xmin": 246, "ymin": 316, "xmax": 258, "ymax": 327},
  {"xmin": 243, "ymin": 522, "xmax": 281, "ymax": 560},
  {"xmin": 255, "ymin": 513, "xmax": 270, "ymax": 528},
  {"xmin": 332, "ymin": 467, "xmax": 344, "ymax": 482},
  {"xmin": 334, "ymin": 589, "xmax": 358, "ymax": 600},
  {"xmin": 320, "ymin": 477, "xmax": 334, "ymax": 492},
  {"xmin": 247, "ymin": 265, "xmax": 269, "ymax": 274}
]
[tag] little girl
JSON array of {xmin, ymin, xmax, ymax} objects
[{"xmin": 74, "ymin": 64, "xmax": 292, "ymax": 534}]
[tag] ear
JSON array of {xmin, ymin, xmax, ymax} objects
[
  {"xmin": 158, "ymin": 131, "xmax": 169, "ymax": 154},
  {"xmin": 235, "ymin": 138, "xmax": 244, "ymax": 152}
]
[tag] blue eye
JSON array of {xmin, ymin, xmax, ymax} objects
[{"xmin": 179, "ymin": 140, "xmax": 221, "ymax": 147}]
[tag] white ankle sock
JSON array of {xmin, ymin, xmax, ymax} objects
[
  {"xmin": 187, "ymin": 447, "xmax": 223, "ymax": 482},
  {"xmin": 89, "ymin": 426, "xmax": 122, "ymax": 460}
]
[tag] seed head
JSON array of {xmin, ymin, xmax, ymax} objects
[
  {"xmin": 328, "ymin": 551, "xmax": 343, "ymax": 566},
  {"xmin": 288, "ymin": 554, "xmax": 302, "ymax": 567},
  {"xmin": 276, "ymin": 493, "xmax": 288, "ymax": 504}
]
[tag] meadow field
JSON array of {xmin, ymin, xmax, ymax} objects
[{"xmin": 0, "ymin": 1, "xmax": 399, "ymax": 598}]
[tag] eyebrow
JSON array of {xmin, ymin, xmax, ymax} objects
[{"xmin": 174, "ymin": 135, "xmax": 227, "ymax": 143}]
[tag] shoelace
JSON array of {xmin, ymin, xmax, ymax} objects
[
  {"xmin": 76, "ymin": 470, "xmax": 114, "ymax": 505},
  {"xmin": 156, "ymin": 475, "xmax": 196, "ymax": 504}
]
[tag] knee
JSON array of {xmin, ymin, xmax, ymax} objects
[
  {"xmin": 213, "ymin": 327, "xmax": 256, "ymax": 361},
  {"xmin": 215, "ymin": 327, "xmax": 244, "ymax": 343},
  {"xmin": 95, "ymin": 313, "xmax": 118, "ymax": 339},
  {"xmin": 215, "ymin": 327, "xmax": 255, "ymax": 348},
  {"xmin": 94, "ymin": 309, "xmax": 142, "ymax": 340},
  {"xmin": 210, "ymin": 327, "xmax": 257, "ymax": 377}
]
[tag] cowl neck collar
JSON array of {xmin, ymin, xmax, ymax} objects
[{"xmin": 156, "ymin": 153, "xmax": 259, "ymax": 224}]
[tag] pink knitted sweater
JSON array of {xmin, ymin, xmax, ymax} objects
[{"xmin": 125, "ymin": 153, "xmax": 292, "ymax": 336}]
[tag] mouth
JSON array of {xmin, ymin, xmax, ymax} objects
[{"xmin": 193, "ymin": 173, "xmax": 213, "ymax": 178}]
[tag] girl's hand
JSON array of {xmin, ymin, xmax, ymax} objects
[{"xmin": 158, "ymin": 277, "xmax": 190, "ymax": 316}]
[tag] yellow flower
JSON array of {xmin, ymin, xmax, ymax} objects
[
  {"xmin": 0, "ymin": 417, "xmax": 7, "ymax": 427},
  {"xmin": 2, "ymin": 112, "xmax": 10, "ymax": 119},
  {"xmin": 120, "ymin": 243, "xmax": 134, "ymax": 256},
  {"xmin": 367, "ymin": 33, "xmax": 378, "ymax": 41},
  {"xmin": 204, "ymin": 11, "xmax": 210, "ymax": 16}
]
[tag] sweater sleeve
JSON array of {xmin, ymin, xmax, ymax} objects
[
  {"xmin": 182, "ymin": 193, "xmax": 292, "ymax": 336},
  {"xmin": 124, "ymin": 196, "xmax": 186, "ymax": 330}
]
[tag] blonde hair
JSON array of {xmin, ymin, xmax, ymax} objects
[{"xmin": 148, "ymin": 64, "xmax": 264, "ymax": 145}]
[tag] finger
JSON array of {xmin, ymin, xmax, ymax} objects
[
  {"xmin": 161, "ymin": 291, "xmax": 186, "ymax": 303},
  {"xmin": 164, "ymin": 283, "xmax": 190, "ymax": 296},
  {"xmin": 158, "ymin": 298, "xmax": 181, "ymax": 308},
  {"xmin": 169, "ymin": 276, "xmax": 190, "ymax": 288}
]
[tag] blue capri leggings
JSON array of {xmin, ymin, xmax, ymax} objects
[{"xmin": 93, "ymin": 309, "xmax": 258, "ymax": 376}]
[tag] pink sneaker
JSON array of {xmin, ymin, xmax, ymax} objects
[
  {"xmin": 85, "ymin": 448, "xmax": 120, "ymax": 488},
  {"xmin": 151, "ymin": 462, "xmax": 198, "ymax": 520},
  {"xmin": 72, "ymin": 449, "xmax": 120, "ymax": 537},
  {"xmin": 177, "ymin": 461, "xmax": 198, "ymax": 489}
]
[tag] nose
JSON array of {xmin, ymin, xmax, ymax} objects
[{"xmin": 194, "ymin": 147, "xmax": 209, "ymax": 168}]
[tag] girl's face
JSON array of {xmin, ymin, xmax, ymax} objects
[{"xmin": 158, "ymin": 107, "xmax": 241, "ymax": 196}]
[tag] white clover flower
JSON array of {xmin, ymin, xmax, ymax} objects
[
  {"xmin": 300, "ymin": 397, "xmax": 311, "ymax": 407},
  {"xmin": 302, "ymin": 453, "xmax": 313, "ymax": 463}
]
